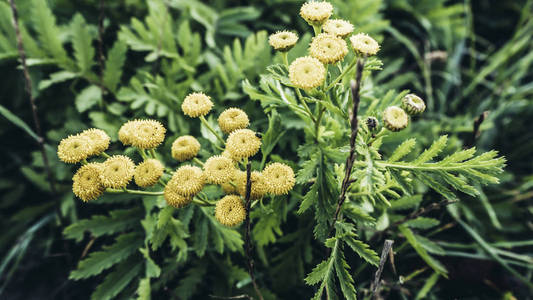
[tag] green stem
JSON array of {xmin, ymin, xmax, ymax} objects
[
  {"xmin": 281, "ymin": 51, "xmax": 289, "ymax": 68},
  {"xmin": 158, "ymin": 179, "xmax": 167, "ymax": 187},
  {"xmin": 106, "ymin": 188, "xmax": 163, "ymax": 196},
  {"xmin": 193, "ymin": 157, "xmax": 204, "ymax": 166},
  {"xmin": 100, "ymin": 151, "xmax": 111, "ymax": 158},
  {"xmin": 149, "ymin": 149, "xmax": 157, "ymax": 159},
  {"xmin": 312, "ymin": 24, "xmax": 322, "ymax": 36},
  {"xmin": 137, "ymin": 148, "xmax": 148, "ymax": 160},
  {"xmin": 199, "ymin": 115, "xmax": 226, "ymax": 145},
  {"xmin": 326, "ymin": 56, "xmax": 358, "ymax": 91},
  {"xmin": 295, "ymin": 89, "xmax": 316, "ymax": 122}
]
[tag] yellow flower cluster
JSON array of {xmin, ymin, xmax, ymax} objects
[
  {"xmin": 309, "ymin": 33, "xmax": 348, "ymax": 64},
  {"xmin": 172, "ymin": 135, "xmax": 201, "ymax": 161},
  {"xmin": 218, "ymin": 108, "xmax": 250, "ymax": 134},
  {"xmin": 134, "ymin": 159, "xmax": 164, "ymax": 187},
  {"xmin": 215, "ymin": 195, "xmax": 246, "ymax": 227},
  {"xmin": 72, "ymin": 163, "xmax": 105, "ymax": 202},
  {"xmin": 289, "ymin": 56, "xmax": 326, "ymax": 90},
  {"xmin": 118, "ymin": 119, "xmax": 166, "ymax": 149},
  {"xmin": 181, "ymin": 92, "xmax": 213, "ymax": 118},
  {"xmin": 57, "ymin": 128, "xmax": 110, "ymax": 163}
]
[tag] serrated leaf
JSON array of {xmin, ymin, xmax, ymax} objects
[
  {"xmin": 71, "ymin": 14, "xmax": 95, "ymax": 74},
  {"xmin": 32, "ymin": 0, "xmax": 69, "ymax": 66},
  {"xmin": 390, "ymin": 195, "xmax": 423, "ymax": 210},
  {"xmin": 38, "ymin": 71, "xmax": 79, "ymax": 90},
  {"xmin": 305, "ymin": 258, "xmax": 330, "ymax": 285},
  {"xmin": 399, "ymin": 225, "xmax": 448, "ymax": 277},
  {"xmin": 103, "ymin": 40, "xmax": 127, "ymax": 92},
  {"xmin": 412, "ymin": 135, "xmax": 448, "ymax": 165},
  {"xmin": 91, "ymin": 255, "xmax": 142, "ymax": 300},
  {"xmin": 296, "ymin": 157, "xmax": 318, "ymax": 184},
  {"xmin": 334, "ymin": 250, "xmax": 357, "ymax": 300},
  {"xmin": 405, "ymin": 217, "xmax": 440, "ymax": 229},
  {"xmin": 70, "ymin": 232, "xmax": 143, "ymax": 280},
  {"xmin": 298, "ymin": 180, "xmax": 318, "ymax": 214},
  {"xmin": 388, "ymin": 138, "xmax": 416, "ymax": 162},
  {"xmin": 174, "ymin": 263, "xmax": 207, "ymax": 300},
  {"xmin": 344, "ymin": 233, "xmax": 380, "ymax": 267},
  {"xmin": 76, "ymin": 85, "xmax": 102, "ymax": 113}
]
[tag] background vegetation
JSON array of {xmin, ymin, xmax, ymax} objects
[{"xmin": 0, "ymin": 0, "xmax": 531, "ymax": 299}]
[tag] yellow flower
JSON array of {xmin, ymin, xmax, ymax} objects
[
  {"xmin": 218, "ymin": 108, "xmax": 250, "ymax": 134},
  {"xmin": 118, "ymin": 120, "xmax": 137, "ymax": 146},
  {"xmin": 72, "ymin": 163, "xmax": 105, "ymax": 202},
  {"xmin": 263, "ymin": 163, "xmax": 296, "ymax": 195},
  {"xmin": 401, "ymin": 94, "xmax": 426, "ymax": 115},
  {"xmin": 268, "ymin": 31, "xmax": 299, "ymax": 51},
  {"xmin": 226, "ymin": 129, "xmax": 262, "ymax": 160},
  {"xmin": 323, "ymin": 19, "xmax": 354, "ymax": 38},
  {"xmin": 171, "ymin": 135, "xmax": 201, "ymax": 161},
  {"xmin": 350, "ymin": 33, "xmax": 380, "ymax": 56},
  {"xmin": 383, "ymin": 106, "xmax": 409, "ymax": 132},
  {"xmin": 300, "ymin": 1, "xmax": 333, "ymax": 25},
  {"xmin": 221, "ymin": 170, "xmax": 242, "ymax": 195},
  {"xmin": 129, "ymin": 119, "xmax": 166, "ymax": 149},
  {"xmin": 203, "ymin": 155, "xmax": 235, "ymax": 184},
  {"xmin": 134, "ymin": 159, "xmax": 164, "ymax": 187},
  {"xmin": 289, "ymin": 56, "xmax": 326, "ymax": 90},
  {"xmin": 181, "ymin": 92, "xmax": 213, "ymax": 118},
  {"xmin": 237, "ymin": 171, "xmax": 268, "ymax": 200},
  {"xmin": 57, "ymin": 134, "xmax": 91, "ymax": 164},
  {"xmin": 309, "ymin": 33, "xmax": 348, "ymax": 64},
  {"xmin": 169, "ymin": 165, "xmax": 204, "ymax": 196},
  {"xmin": 164, "ymin": 182, "xmax": 192, "ymax": 208},
  {"xmin": 80, "ymin": 128, "xmax": 110, "ymax": 157},
  {"xmin": 215, "ymin": 195, "xmax": 246, "ymax": 227},
  {"xmin": 99, "ymin": 155, "xmax": 136, "ymax": 188}
]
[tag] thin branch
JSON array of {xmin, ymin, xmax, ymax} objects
[
  {"xmin": 244, "ymin": 162, "xmax": 263, "ymax": 300},
  {"xmin": 8, "ymin": 0, "xmax": 57, "ymax": 195},
  {"xmin": 371, "ymin": 239, "xmax": 394, "ymax": 298},
  {"xmin": 389, "ymin": 199, "xmax": 458, "ymax": 229},
  {"xmin": 465, "ymin": 111, "xmax": 489, "ymax": 149},
  {"xmin": 329, "ymin": 58, "xmax": 364, "ymax": 235}
]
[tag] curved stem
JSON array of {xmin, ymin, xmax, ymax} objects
[
  {"xmin": 325, "ymin": 56, "xmax": 358, "ymax": 91},
  {"xmin": 100, "ymin": 151, "xmax": 111, "ymax": 158},
  {"xmin": 199, "ymin": 115, "xmax": 226, "ymax": 145},
  {"xmin": 149, "ymin": 149, "xmax": 158, "ymax": 159},
  {"xmin": 295, "ymin": 89, "xmax": 316, "ymax": 123},
  {"xmin": 193, "ymin": 157, "xmax": 204, "ymax": 166},
  {"xmin": 106, "ymin": 188, "xmax": 163, "ymax": 196}
]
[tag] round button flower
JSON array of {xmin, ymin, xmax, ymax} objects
[
  {"xmin": 269, "ymin": 31, "xmax": 299, "ymax": 52},
  {"xmin": 309, "ymin": 33, "xmax": 348, "ymax": 64},
  {"xmin": 237, "ymin": 171, "xmax": 268, "ymax": 200},
  {"xmin": 169, "ymin": 165, "xmax": 204, "ymax": 196},
  {"xmin": 263, "ymin": 163, "xmax": 296, "ymax": 195},
  {"xmin": 57, "ymin": 134, "xmax": 91, "ymax": 164},
  {"xmin": 80, "ymin": 128, "xmax": 110, "ymax": 157},
  {"xmin": 323, "ymin": 19, "xmax": 354, "ymax": 38},
  {"xmin": 72, "ymin": 163, "xmax": 105, "ymax": 202},
  {"xmin": 134, "ymin": 159, "xmax": 164, "ymax": 187},
  {"xmin": 215, "ymin": 195, "xmax": 246, "ymax": 227},
  {"xmin": 401, "ymin": 94, "xmax": 426, "ymax": 115},
  {"xmin": 300, "ymin": 1, "xmax": 333, "ymax": 25},
  {"xmin": 350, "ymin": 33, "xmax": 380, "ymax": 56},
  {"xmin": 203, "ymin": 155, "xmax": 235, "ymax": 184},
  {"xmin": 164, "ymin": 182, "xmax": 192, "ymax": 208},
  {"xmin": 129, "ymin": 119, "xmax": 166, "ymax": 149},
  {"xmin": 383, "ymin": 106, "xmax": 409, "ymax": 132},
  {"xmin": 181, "ymin": 92, "xmax": 213, "ymax": 118},
  {"xmin": 171, "ymin": 135, "xmax": 201, "ymax": 161},
  {"xmin": 99, "ymin": 155, "xmax": 136, "ymax": 188},
  {"xmin": 289, "ymin": 56, "xmax": 326, "ymax": 90},
  {"xmin": 218, "ymin": 108, "xmax": 250, "ymax": 134},
  {"xmin": 221, "ymin": 170, "xmax": 243, "ymax": 195},
  {"xmin": 226, "ymin": 129, "xmax": 262, "ymax": 160},
  {"xmin": 118, "ymin": 120, "xmax": 137, "ymax": 146}
]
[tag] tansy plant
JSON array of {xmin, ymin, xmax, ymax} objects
[{"xmin": 242, "ymin": 1, "xmax": 506, "ymax": 299}]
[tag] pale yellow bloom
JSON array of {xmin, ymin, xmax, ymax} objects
[
  {"xmin": 401, "ymin": 94, "xmax": 426, "ymax": 115},
  {"xmin": 300, "ymin": 1, "xmax": 333, "ymax": 24},
  {"xmin": 215, "ymin": 195, "xmax": 246, "ymax": 227},
  {"xmin": 309, "ymin": 33, "xmax": 348, "ymax": 64},
  {"xmin": 134, "ymin": 159, "xmax": 164, "ymax": 187},
  {"xmin": 225, "ymin": 129, "xmax": 262, "ymax": 160},
  {"xmin": 203, "ymin": 156, "xmax": 235, "ymax": 184},
  {"xmin": 218, "ymin": 108, "xmax": 250, "ymax": 134},
  {"xmin": 237, "ymin": 171, "xmax": 268, "ymax": 200},
  {"xmin": 164, "ymin": 182, "xmax": 192, "ymax": 208},
  {"xmin": 72, "ymin": 163, "xmax": 105, "ymax": 202},
  {"xmin": 57, "ymin": 134, "xmax": 91, "ymax": 164},
  {"xmin": 383, "ymin": 106, "xmax": 409, "ymax": 132},
  {"xmin": 99, "ymin": 155, "xmax": 135, "ymax": 188},
  {"xmin": 323, "ymin": 19, "xmax": 354, "ymax": 38},
  {"xmin": 171, "ymin": 135, "xmax": 201, "ymax": 161},
  {"xmin": 350, "ymin": 33, "xmax": 380, "ymax": 56},
  {"xmin": 181, "ymin": 92, "xmax": 213, "ymax": 118},
  {"xmin": 269, "ymin": 31, "xmax": 299, "ymax": 51},
  {"xmin": 80, "ymin": 128, "xmax": 110, "ymax": 156},
  {"xmin": 129, "ymin": 119, "xmax": 166, "ymax": 149},
  {"xmin": 169, "ymin": 165, "xmax": 204, "ymax": 196},
  {"xmin": 289, "ymin": 56, "xmax": 326, "ymax": 90},
  {"xmin": 263, "ymin": 163, "xmax": 295, "ymax": 195}
]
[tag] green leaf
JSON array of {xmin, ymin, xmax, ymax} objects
[
  {"xmin": 399, "ymin": 225, "xmax": 448, "ymax": 277},
  {"xmin": 174, "ymin": 263, "xmax": 207, "ymax": 300},
  {"xmin": 305, "ymin": 258, "xmax": 330, "ymax": 285},
  {"xmin": 38, "ymin": 71, "xmax": 79, "ymax": 90},
  {"xmin": 297, "ymin": 180, "xmax": 318, "ymax": 214},
  {"xmin": 91, "ymin": 255, "xmax": 142, "ymax": 300},
  {"xmin": 343, "ymin": 233, "xmax": 380, "ymax": 267},
  {"xmin": 76, "ymin": 85, "xmax": 102, "ymax": 113},
  {"xmin": 415, "ymin": 272, "xmax": 439, "ymax": 300},
  {"xmin": 63, "ymin": 207, "xmax": 142, "ymax": 242},
  {"xmin": 412, "ymin": 135, "xmax": 448, "ymax": 165},
  {"xmin": 32, "ymin": 0, "xmax": 69, "ymax": 66},
  {"xmin": 296, "ymin": 155, "xmax": 318, "ymax": 185},
  {"xmin": 334, "ymin": 250, "xmax": 357, "ymax": 300},
  {"xmin": 388, "ymin": 138, "xmax": 416, "ymax": 162},
  {"xmin": 0, "ymin": 104, "xmax": 39, "ymax": 142},
  {"xmin": 103, "ymin": 40, "xmax": 127, "ymax": 93},
  {"xmin": 137, "ymin": 278, "xmax": 151, "ymax": 300},
  {"xmin": 390, "ymin": 195, "xmax": 423, "ymax": 210},
  {"xmin": 71, "ymin": 14, "xmax": 95, "ymax": 74},
  {"xmin": 405, "ymin": 217, "xmax": 440, "ymax": 229},
  {"xmin": 70, "ymin": 232, "xmax": 143, "ymax": 280}
]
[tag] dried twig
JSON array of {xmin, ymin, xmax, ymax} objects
[
  {"xmin": 465, "ymin": 111, "xmax": 489, "ymax": 149},
  {"xmin": 371, "ymin": 240, "xmax": 394, "ymax": 298},
  {"xmin": 244, "ymin": 162, "xmax": 263, "ymax": 300}
]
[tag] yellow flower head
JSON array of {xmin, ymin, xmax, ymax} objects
[
  {"xmin": 401, "ymin": 94, "xmax": 426, "ymax": 115},
  {"xmin": 289, "ymin": 56, "xmax": 326, "ymax": 90},
  {"xmin": 350, "ymin": 33, "xmax": 380, "ymax": 56},
  {"xmin": 164, "ymin": 182, "xmax": 192, "ymax": 208},
  {"xmin": 263, "ymin": 162, "xmax": 296, "ymax": 195},
  {"xmin": 134, "ymin": 159, "xmax": 164, "ymax": 187},
  {"xmin": 309, "ymin": 33, "xmax": 348, "ymax": 64},
  {"xmin": 169, "ymin": 165, "xmax": 204, "ymax": 196},
  {"xmin": 218, "ymin": 108, "xmax": 250, "ymax": 134},
  {"xmin": 99, "ymin": 155, "xmax": 136, "ymax": 188},
  {"xmin": 383, "ymin": 106, "xmax": 409, "ymax": 132},
  {"xmin": 118, "ymin": 120, "xmax": 137, "ymax": 146},
  {"xmin": 237, "ymin": 171, "xmax": 268, "ymax": 200},
  {"xmin": 203, "ymin": 155, "xmax": 236, "ymax": 184},
  {"xmin": 221, "ymin": 170, "xmax": 242, "ymax": 195},
  {"xmin": 181, "ymin": 92, "xmax": 213, "ymax": 118},
  {"xmin": 269, "ymin": 31, "xmax": 299, "ymax": 51},
  {"xmin": 72, "ymin": 163, "xmax": 105, "ymax": 202},
  {"xmin": 215, "ymin": 195, "xmax": 246, "ymax": 227},
  {"xmin": 129, "ymin": 119, "xmax": 166, "ymax": 149},
  {"xmin": 300, "ymin": 1, "xmax": 333, "ymax": 25},
  {"xmin": 57, "ymin": 134, "xmax": 91, "ymax": 164},
  {"xmin": 323, "ymin": 19, "xmax": 354, "ymax": 38},
  {"xmin": 226, "ymin": 129, "xmax": 262, "ymax": 160},
  {"xmin": 80, "ymin": 128, "xmax": 110, "ymax": 156},
  {"xmin": 171, "ymin": 135, "xmax": 201, "ymax": 161}
]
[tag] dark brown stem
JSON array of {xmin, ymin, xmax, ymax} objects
[
  {"xmin": 465, "ymin": 111, "xmax": 489, "ymax": 149},
  {"xmin": 389, "ymin": 199, "xmax": 457, "ymax": 229},
  {"xmin": 8, "ymin": 0, "xmax": 56, "ymax": 195},
  {"xmin": 244, "ymin": 162, "xmax": 263, "ymax": 300},
  {"xmin": 329, "ymin": 58, "xmax": 364, "ymax": 235},
  {"xmin": 371, "ymin": 240, "xmax": 394, "ymax": 298}
]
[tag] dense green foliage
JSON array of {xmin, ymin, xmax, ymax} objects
[{"xmin": 0, "ymin": 0, "xmax": 532, "ymax": 299}]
